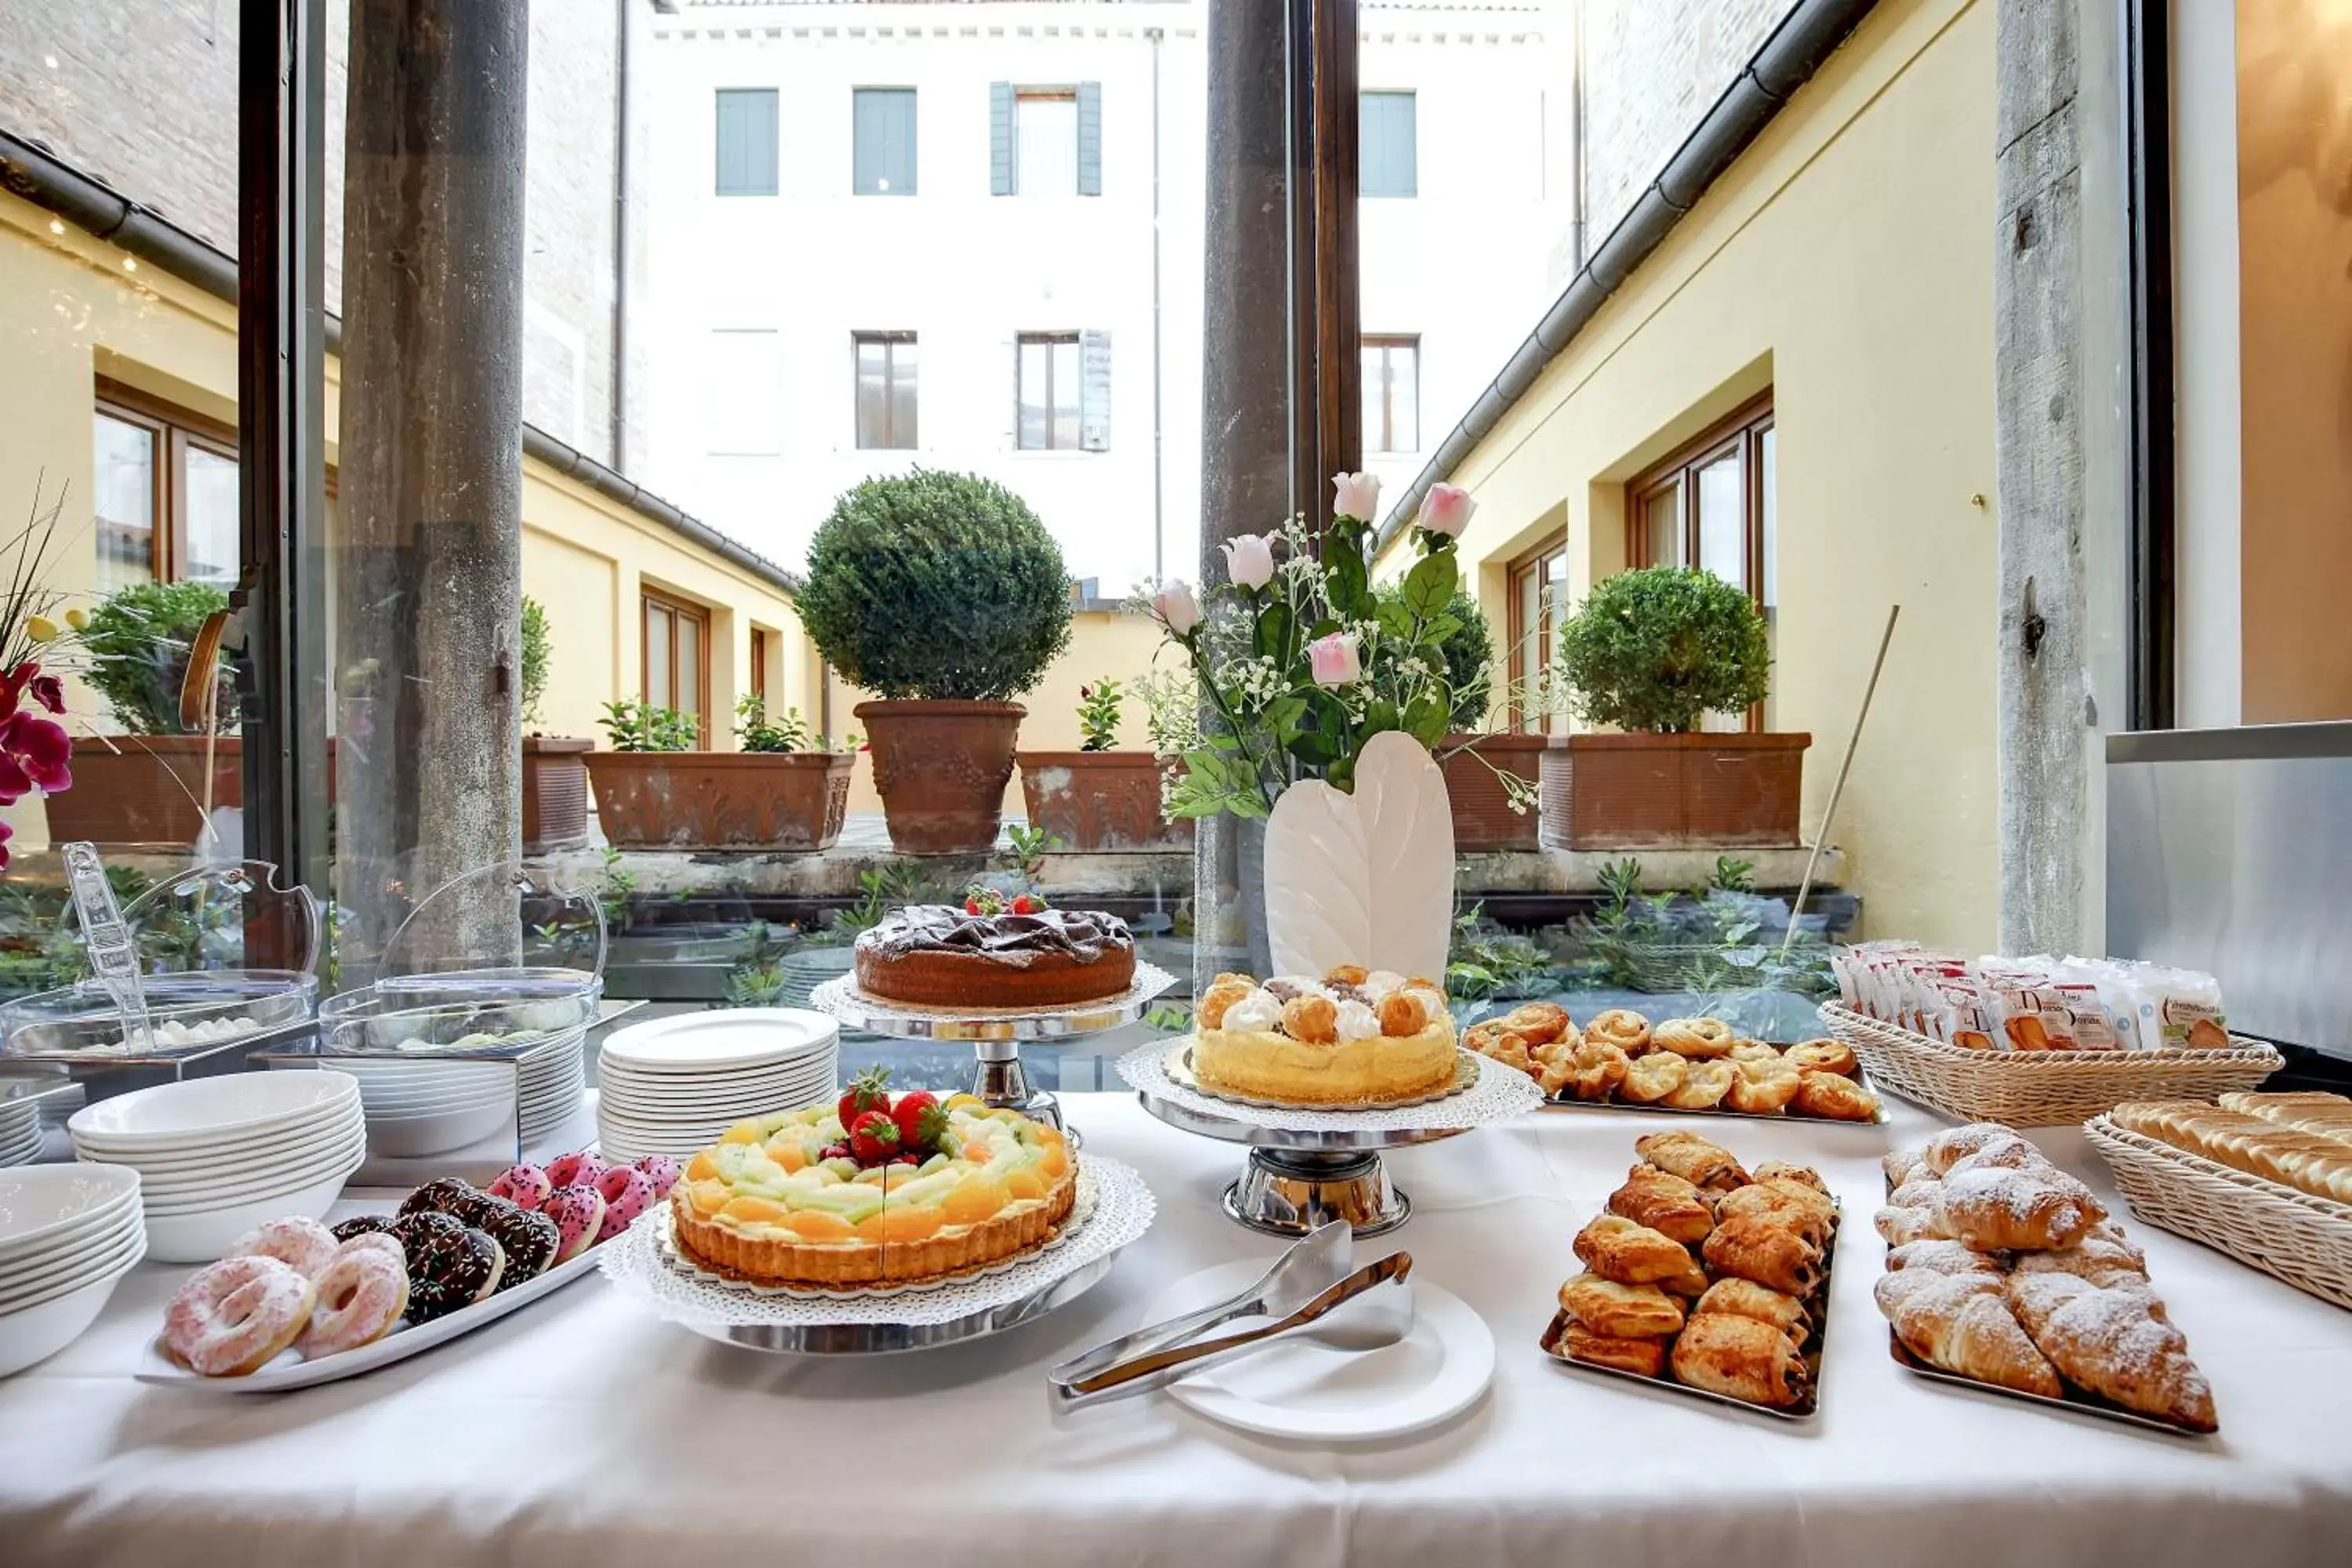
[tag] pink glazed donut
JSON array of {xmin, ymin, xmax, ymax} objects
[
  {"xmin": 546, "ymin": 1150, "xmax": 611, "ymax": 1191},
  {"xmin": 299, "ymin": 1244, "xmax": 410, "ymax": 1358},
  {"xmin": 540, "ymin": 1185, "xmax": 608, "ymax": 1265},
  {"xmin": 594, "ymin": 1165, "xmax": 657, "ymax": 1242},
  {"xmin": 227, "ymin": 1215, "xmax": 340, "ymax": 1279},
  {"xmin": 486, "ymin": 1163, "xmax": 554, "ymax": 1209},
  {"xmin": 630, "ymin": 1155, "xmax": 681, "ymax": 1200},
  {"xmin": 164, "ymin": 1256, "xmax": 316, "ymax": 1377}
]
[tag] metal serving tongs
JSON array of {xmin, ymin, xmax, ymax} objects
[{"xmin": 1049, "ymin": 1246, "xmax": 1414, "ymax": 1411}]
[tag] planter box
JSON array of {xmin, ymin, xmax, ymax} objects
[
  {"xmin": 1439, "ymin": 732, "xmax": 1546, "ymax": 851},
  {"xmin": 586, "ymin": 750, "xmax": 853, "ymax": 852},
  {"xmin": 856, "ymin": 699, "xmax": 1024, "ymax": 855},
  {"xmin": 45, "ymin": 735, "xmax": 242, "ymax": 851},
  {"xmin": 1540, "ymin": 731, "xmax": 1811, "ymax": 850},
  {"xmin": 1017, "ymin": 751, "xmax": 1191, "ymax": 851},
  {"xmin": 521, "ymin": 737, "xmax": 593, "ymax": 852}
]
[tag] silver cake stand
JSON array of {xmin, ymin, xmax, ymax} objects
[
  {"xmin": 1120, "ymin": 1041, "xmax": 1544, "ymax": 1239},
  {"xmin": 809, "ymin": 963, "xmax": 1177, "ymax": 1134}
]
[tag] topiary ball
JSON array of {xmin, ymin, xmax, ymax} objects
[
  {"xmin": 1552, "ymin": 565, "xmax": 1769, "ymax": 734},
  {"xmin": 80, "ymin": 579, "xmax": 238, "ymax": 736},
  {"xmin": 797, "ymin": 470, "xmax": 1073, "ymax": 702}
]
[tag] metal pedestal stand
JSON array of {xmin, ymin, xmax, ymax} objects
[{"xmin": 809, "ymin": 964, "xmax": 1177, "ymax": 1134}]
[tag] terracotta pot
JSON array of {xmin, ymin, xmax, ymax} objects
[
  {"xmin": 44, "ymin": 735, "xmax": 243, "ymax": 850},
  {"xmin": 585, "ymin": 750, "xmax": 855, "ymax": 851},
  {"xmin": 1017, "ymin": 750, "xmax": 1192, "ymax": 851},
  {"xmin": 1541, "ymin": 731, "xmax": 1811, "ymax": 850},
  {"xmin": 855, "ymin": 699, "xmax": 1024, "ymax": 855},
  {"xmin": 1439, "ymin": 732, "xmax": 1547, "ymax": 851},
  {"xmin": 521, "ymin": 737, "xmax": 593, "ymax": 852}
]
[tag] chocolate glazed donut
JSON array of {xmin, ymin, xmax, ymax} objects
[
  {"xmin": 392, "ymin": 1211, "xmax": 506, "ymax": 1320},
  {"xmin": 332, "ymin": 1214, "xmax": 398, "ymax": 1242},
  {"xmin": 452, "ymin": 1195, "xmax": 560, "ymax": 1290}
]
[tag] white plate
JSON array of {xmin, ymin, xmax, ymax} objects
[
  {"xmin": 133, "ymin": 1215, "xmax": 636, "ymax": 1392},
  {"xmin": 70, "ymin": 1072, "xmax": 358, "ymax": 1146},
  {"xmin": 0, "ymin": 1198, "xmax": 143, "ymax": 1279},
  {"xmin": 599, "ymin": 1070, "xmax": 829, "ymax": 1104},
  {"xmin": 596, "ymin": 1051, "xmax": 833, "ymax": 1087},
  {"xmin": 95, "ymin": 1109, "xmax": 366, "ymax": 1178},
  {"xmin": 1133, "ymin": 1259, "xmax": 1494, "ymax": 1443},
  {"xmin": 598, "ymin": 1009, "xmax": 837, "ymax": 1074},
  {"xmin": 0, "ymin": 1164, "xmax": 143, "ymax": 1253},
  {"xmin": 138, "ymin": 1134, "xmax": 369, "ymax": 1214},
  {"xmin": 0, "ymin": 1224, "xmax": 145, "ymax": 1315}
]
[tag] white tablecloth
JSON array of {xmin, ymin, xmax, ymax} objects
[{"xmin": 5, "ymin": 1091, "xmax": 2350, "ymax": 1567}]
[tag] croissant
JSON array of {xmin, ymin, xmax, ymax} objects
[
  {"xmin": 1559, "ymin": 1319, "xmax": 1665, "ymax": 1377},
  {"xmin": 1573, "ymin": 1214, "xmax": 1707, "ymax": 1292},
  {"xmin": 1702, "ymin": 1210, "xmax": 1824, "ymax": 1298},
  {"xmin": 1941, "ymin": 1131, "xmax": 2057, "ymax": 1178},
  {"xmin": 1557, "ymin": 1272, "xmax": 1686, "ymax": 1338},
  {"xmin": 1875, "ymin": 1203, "xmax": 1952, "ymax": 1248},
  {"xmin": 1711, "ymin": 1185, "xmax": 1833, "ymax": 1248},
  {"xmin": 1882, "ymin": 1148, "xmax": 1929, "ymax": 1188},
  {"xmin": 1668, "ymin": 1312, "xmax": 1809, "ymax": 1407},
  {"xmin": 1875, "ymin": 1270, "xmax": 2063, "ymax": 1399},
  {"xmin": 1619, "ymin": 1052, "xmax": 1686, "ymax": 1104},
  {"xmin": 1921, "ymin": 1123, "xmax": 2024, "ymax": 1176},
  {"xmin": 1886, "ymin": 1174, "xmax": 1944, "ymax": 1210},
  {"xmin": 1886, "ymin": 1238, "xmax": 2006, "ymax": 1276},
  {"xmin": 1935, "ymin": 1166, "xmax": 2104, "ymax": 1252},
  {"xmin": 1606, "ymin": 1164, "xmax": 1715, "ymax": 1245},
  {"xmin": 1634, "ymin": 1131, "xmax": 1749, "ymax": 1192},
  {"xmin": 1792, "ymin": 1069, "xmax": 1879, "ymax": 1121},
  {"xmin": 1692, "ymin": 1276, "xmax": 1813, "ymax": 1343},
  {"xmin": 2009, "ymin": 1243, "xmax": 2150, "ymax": 1293},
  {"xmin": 2005, "ymin": 1273, "xmax": 2216, "ymax": 1431}
]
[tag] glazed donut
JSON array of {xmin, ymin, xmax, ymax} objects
[
  {"xmin": 1783, "ymin": 1039, "xmax": 1858, "ymax": 1077},
  {"xmin": 227, "ymin": 1215, "xmax": 339, "ymax": 1279},
  {"xmin": 487, "ymin": 1163, "xmax": 554, "ymax": 1209},
  {"xmin": 1655, "ymin": 1018, "xmax": 1736, "ymax": 1059},
  {"xmin": 333, "ymin": 1230, "xmax": 406, "ymax": 1270},
  {"xmin": 540, "ymin": 1184, "xmax": 608, "ymax": 1265},
  {"xmin": 633, "ymin": 1155, "xmax": 682, "ymax": 1200},
  {"xmin": 1585, "ymin": 1009, "xmax": 1654, "ymax": 1055},
  {"xmin": 299, "ymin": 1244, "xmax": 409, "ymax": 1357},
  {"xmin": 165, "ymin": 1256, "xmax": 315, "ymax": 1377},
  {"xmin": 595, "ymin": 1165, "xmax": 659, "ymax": 1242},
  {"xmin": 1281, "ymin": 994, "xmax": 1339, "ymax": 1044},
  {"xmin": 332, "ymin": 1214, "xmax": 398, "ymax": 1242},
  {"xmin": 397, "ymin": 1176, "xmax": 480, "ymax": 1218},
  {"xmin": 393, "ymin": 1211, "xmax": 505, "ymax": 1320},
  {"xmin": 467, "ymin": 1200, "xmax": 559, "ymax": 1289},
  {"xmin": 546, "ymin": 1150, "xmax": 612, "ymax": 1191}
]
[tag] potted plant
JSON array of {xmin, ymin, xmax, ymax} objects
[
  {"xmin": 1016, "ymin": 677, "xmax": 1192, "ymax": 851},
  {"xmin": 797, "ymin": 469, "xmax": 1073, "ymax": 854},
  {"xmin": 45, "ymin": 579, "xmax": 239, "ymax": 850},
  {"xmin": 584, "ymin": 695, "xmax": 855, "ymax": 852},
  {"xmin": 1544, "ymin": 565, "xmax": 1808, "ymax": 848},
  {"xmin": 1389, "ymin": 586, "xmax": 1543, "ymax": 852},
  {"xmin": 518, "ymin": 596, "xmax": 593, "ymax": 853}
]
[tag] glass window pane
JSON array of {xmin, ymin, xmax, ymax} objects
[
  {"xmin": 1360, "ymin": 344, "xmax": 1385, "ymax": 452},
  {"xmin": 1759, "ymin": 424, "xmax": 1777, "ymax": 610},
  {"xmin": 183, "ymin": 444, "xmax": 240, "ymax": 586},
  {"xmin": 677, "ymin": 612, "xmax": 704, "ymax": 741},
  {"xmin": 1017, "ymin": 95, "xmax": 1078, "ymax": 198},
  {"xmin": 855, "ymin": 339, "xmax": 887, "ymax": 448},
  {"xmin": 1052, "ymin": 339, "xmax": 1082, "ymax": 448},
  {"xmin": 891, "ymin": 339, "xmax": 918, "ymax": 448},
  {"xmin": 1018, "ymin": 339, "xmax": 1049, "ymax": 448},
  {"xmin": 1696, "ymin": 452, "xmax": 1744, "ymax": 589},
  {"xmin": 1642, "ymin": 481, "xmax": 1682, "ymax": 567},
  {"xmin": 93, "ymin": 412, "xmax": 157, "ymax": 593},
  {"xmin": 1389, "ymin": 344, "xmax": 1418, "ymax": 452},
  {"xmin": 645, "ymin": 604, "xmax": 672, "ymax": 710}
]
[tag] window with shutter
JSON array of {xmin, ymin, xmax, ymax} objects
[
  {"xmin": 852, "ymin": 88, "xmax": 916, "ymax": 195},
  {"xmin": 1015, "ymin": 332, "xmax": 1083, "ymax": 450},
  {"xmin": 1076, "ymin": 82, "xmax": 1102, "ymax": 195},
  {"xmin": 1079, "ymin": 330, "xmax": 1112, "ymax": 450},
  {"xmin": 1015, "ymin": 90, "xmax": 1080, "ymax": 197},
  {"xmin": 990, "ymin": 82, "xmax": 1017, "ymax": 194},
  {"xmin": 1359, "ymin": 90, "xmax": 1417, "ymax": 198},
  {"xmin": 714, "ymin": 89, "xmax": 779, "ymax": 197}
]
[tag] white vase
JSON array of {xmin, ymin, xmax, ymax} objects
[{"xmin": 1261, "ymin": 731, "xmax": 1456, "ymax": 982}]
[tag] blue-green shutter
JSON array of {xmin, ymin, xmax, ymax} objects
[
  {"xmin": 1359, "ymin": 91, "xmax": 1416, "ymax": 198},
  {"xmin": 1076, "ymin": 82, "xmax": 1102, "ymax": 196},
  {"xmin": 990, "ymin": 82, "xmax": 1016, "ymax": 194},
  {"xmin": 854, "ymin": 88, "xmax": 916, "ymax": 194},
  {"xmin": 715, "ymin": 89, "xmax": 779, "ymax": 196}
]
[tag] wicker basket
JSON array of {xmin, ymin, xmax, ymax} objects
[
  {"xmin": 1818, "ymin": 1000, "xmax": 2281, "ymax": 1127},
  {"xmin": 2083, "ymin": 1114, "xmax": 2352, "ymax": 1312}
]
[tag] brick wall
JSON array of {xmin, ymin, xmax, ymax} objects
[{"xmin": 1581, "ymin": 0, "xmax": 1798, "ymax": 246}]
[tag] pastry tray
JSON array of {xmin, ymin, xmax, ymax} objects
[
  {"xmin": 1537, "ymin": 1207, "xmax": 1839, "ymax": 1424},
  {"xmin": 1537, "ymin": 1058, "xmax": 1888, "ymax": 1126},
  {"xmin": 1884, "ymin": 1330, "xmax": 2212, "ymax": 1438},
  {"xmin": 1161, "ymin": 1040, "xmax": 1479, "ymax": 1112}
]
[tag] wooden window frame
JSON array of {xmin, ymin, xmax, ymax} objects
[
  {"xmin": 1506, "ymin": 538, "xmax": 1570, "ymax": 733},
  {"xmin": 1624, "ymin": 392, "xmax": 1776, "ymax": 731},
  {"xmin": 853, "ymin": 331, "xmax": 917, "ymax": 450},
  {"xmin": 1362, "ymin": 334, "xmax": 1419, "ymax": 454},
  {"xmin": 1015, "ymin": 331, "xmax": 1083, "ymax": 451},
  {"xmin": 94, "ymin": 376, "xmax": 239, "ymax": 585},
  {"xmin": 641, "ymin": 587, "xmax": 713, "ymax": 746}
]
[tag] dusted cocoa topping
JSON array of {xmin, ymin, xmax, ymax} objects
[{"xmin": 855, "ymin": 906, "xmax": 1133, "ymax": 971}]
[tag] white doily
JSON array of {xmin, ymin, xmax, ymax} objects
[
  {"xmin": 808, "ymin": 962, "xmax": 1178, "ymax": 1027},
  {"xmin": 598, "ymin": 1158, "xmax": 1156, "ymax": 1328},
  {"xmin": 1118, "ymin": 1042, "xmax": 1544, "ymax": 1133}
]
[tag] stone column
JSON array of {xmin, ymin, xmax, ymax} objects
[
  {"xmin": 1193, "ymin": 0, "xmax": 1294, "ymax": 987},
  {"xmin": 336, "ymin": 0, "xmax": 529, "ymax": 972}
]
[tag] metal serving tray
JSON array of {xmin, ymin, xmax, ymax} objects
[
  {"xmin": 1884, "ymin": 1332, "xmax": 2213, "ymax": 1438},
  {"xmin": 1537, "ymin": 1057, "xmax": 1889, "ymax": 1126}
]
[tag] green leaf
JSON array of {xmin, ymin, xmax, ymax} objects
[
  {"xmin": 1327, "ymin": 547, "xmax": 1371, "ymax": 622},
  {"xmin": 1363, "ymin": 699, "xmax": 1399, "ymax": 737},
  {"xmin": 1403, "ymin": 695, "xmax": 1447, "ymax": 747},
  {"xmin": 1418, "ymin": 612, "xmax": 1461, "ymax": 644},
  {"xmin": 1254, "ymin": 601, "xmax": 1291, "ymax": 662},
  {"xmin": 1287, "ymin": 730, "xmax": 1339, "ymax": 765},
  {"xmin": 1402, "ymin": 550, "xmax": 1458, "ymax": 619},
  {"xmin": 1375, "ymin": 600, "xmax": 1416, "ymax": 640}
]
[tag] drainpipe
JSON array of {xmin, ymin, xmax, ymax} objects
[
  {"xmin": 610, "ymin": 0, "xmax": 632, "ymax": 470},
  {"xmin": 1570, "ymin": 0, "xmax": 1587, "ymax": 267},
  {"xmin": 1149, "ymin": 25, "xmax": 1166, "ymax": 587}
]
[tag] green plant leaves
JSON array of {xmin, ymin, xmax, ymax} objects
[
  {"xmin": 1401, "ymin": 547, "xmax": 1457, "ymax": 620},
  {"xmin": 1552, "ymin": 566, "xmax": 1770, "ymax": 733}
]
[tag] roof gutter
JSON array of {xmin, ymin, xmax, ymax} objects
[
  {"xmin": 1374, "ymin": 0, "xmax": 1878, "ymax": 554},
  {"xmin": 0, "ymin": 127, "xmax": 802, "ymax": 599}
]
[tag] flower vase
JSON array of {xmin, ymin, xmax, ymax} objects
[{"xmin": 1191, "ymin": 814, "xmax": 1273, "ymax": 993}]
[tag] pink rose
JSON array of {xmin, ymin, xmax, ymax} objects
[
  {"xmin": 1307, "ymin": 631, "xmax": 1363, "ymax": 687},
  {"xmin": 1152, "ymin": 581, "xmax": 1202, "ymax": 637},
  {"xmin": 1417, "ymin": 483, "xmax": 1475, "ymax": 539},
  {"xmin": 1219, "ymin": 534, "xmax": 1276, "ymax": 590},
  {"xmin": 1332, "ymin": 472, "xmax": 1381, "ymax": 523}
]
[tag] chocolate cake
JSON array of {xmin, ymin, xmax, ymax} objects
[{"xmin": 853, "ymin": 906, "xmax": 1137, "ymax": 1009}]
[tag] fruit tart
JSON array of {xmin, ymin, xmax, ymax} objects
[{"xmin": 669, "ymin": 1072, "xmax": 1078, "ymax": 1287}]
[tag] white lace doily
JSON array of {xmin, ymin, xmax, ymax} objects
[
  {"xmin": 597, "ymin": 1158, "xmax": 1156, "ymax": 1329},
  {"xmin": 1117, "ymin": 1042, "xmax": 1544, "ymax": 1133}
]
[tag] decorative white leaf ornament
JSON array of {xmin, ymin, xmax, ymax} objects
[{"xmin": 1263, "ymin": 731, "xmax": 1456, "ymax": 982}]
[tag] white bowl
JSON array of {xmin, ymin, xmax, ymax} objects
[
  {"xmin": 69, "ymin": 1071, "xmax": 358, "ymax": 1148},
  {"xmin": 70, "ymin": 1099, "xmax": 361, "ymax": 1167},
  {"xmin": 365, "ymin": 1101, "xmax": 512, "ymax": 1159},
  {"xmin": 0, "ymin": 1250, "xmax": 142, "ymax": 1377},
  {"xmin": 139, "ymin": 1134, "xmax": 368, "ymax": 1215},
  {"xmin": 0, "ymin": 1221, "xmax": 143, "ymax": 1315},
  {"xmin": 354, "ymin": 1087, "xmax": 512, "ymax": 1118},
  {"xmin": 90, "ymin": 1105, "xmax": 366, "ymax": 1178},
  {"xmin": 140, "ymin": 1163, "xmax": 356, "ymax": 1265},
  {"xmin": 0, "ymin": 1191, "xmax": 142, "ymax": 1276},
  {"xmin": 0, "ymin": 1163, "xmax": 144, "ymax": 1254}
]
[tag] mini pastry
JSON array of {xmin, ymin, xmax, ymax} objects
[
  {"xmin": 1754, "ymin": 1161, "xmax": 1828, "ymax": 1194},
  {"xmin": 1654, "ymin": 1017, "xmax": 1736, "ymax": 1059},
  {"xmin": 1662, "ymin": 1058, "xmax": 1736, "ymax": 1110},
  {"xmin": 1692, "ymin": 1276, "xmax": 1813, "ymax": 1343},
  {"xmin": 1573, "ymin": 1214, "xmax": 1708, "ymax": 1294},
  {"xmin": 1728, "ymin": 1038, "xmax": 1780, "ymax": 1062},
  {"xmin": 1501, "ymin": 1001, "xmax": 1572, "ymax": 1046},
  {"xmin": 1197, "ymin": 979, "xmax": 1255, "ymax": 1029},
  {"xmin": 1781, "ymin": 1038, "xmax": 1857, "ymax": 1076},
  {"xmin": 1324, "ymin": 964, "xmax": 1370, "ymax": 987},
  {"xmin": 1702, "ymin": 1210, "xmax": 1824, "ymax": 1297},
  {"xmin": 1607, "ymin": 1163, "xmax": 1715, "ymax": 1245},
  {"xmin": 1724, "ymin": 1058, "xmax": 1802, "ymax": 1114},
  {"xmin": 1557, "ymin": 1272, "xmax": 1686, "ymax": 1338},
  {"xmin": 1669, "ymin": 1313, "xmax": 1808, "ymax": 1407},
  {"xmin": 1635, "ymin": 1131, "xmax": 1750, "ymax": 1192},
  {"xmin": 487, "ymin": 1163, "xmax": 554, "ymax": 1209},
  {"xmin": 1936, "ymin": 1166, "xmax": 2103, "ymax": 1252},
  {"xmin": 1281, "ymin": 994, "xmax": 1340, "ymax": 1043},
  {"xmin": 1620, "ymin": 1051, "xmax": 1686, "ymax": 1103},
  {"xmin": 1584, "ymin": 1009, "xmax": 1653, "ymax": 1056},
  {"xmin": 1792, "ymin": 1071, "xmax": 1879, "ymax": 1121},
  {"xmin": 1712, "ymin": 1184, "xmax": 1833, "ymax": 1247},
  {"xmin": 227, "ymin": 1216, "xmax": 340, "ymax": 1280},
  {"xmin": 540, "ymin": 1184, "xmax": 608, "ymax": 1265},
  {"xmin": 1563, "ymin": 1038, "xmax": 1631, "ymax": 1102},
  {"xmin": 1560, "ymin": 1319, "xmax": 1666, "ymax": 1377}
]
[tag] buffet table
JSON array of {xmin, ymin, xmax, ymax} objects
[{"xmin": 4, "ymin": 1091, "xmax": 2351, "ymax": 1567}]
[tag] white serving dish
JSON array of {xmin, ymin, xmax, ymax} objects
[
  {"xmin": 0, "ymin": 1221, "xmax": 143, "ymax": 1315},
  {"xmin": 93, "ymin": 1109, "xmax": 365, "ymax": 1178},
  {"xmin": 0, "ymin": 1196, "xmax": 142, "ymax": 1279},
  {"xmin": 0, "ymin": 1163, "xmax": 144, "ymax": 1253},
  {"xmin": 0, "ymin": 1248, "xmax": 143, "ymax": 1377},
  {"xmin": 139, "ymin": 1134, "xmax": 368, "ymax": 1215},
  {"xmin": 141, "ymin": 1163, "xmax": 358, "ymax": 1263},
  {"xmin": 598, "ymin": 1009, "xmax": 837, "ymax": 1074},
  {"xmin": 364, "ymin": 1102, "xmax": 511, "ymax": 1160},
  {"xmin": 71, "ymin": 1099, "xmax": 360, "ymax": 1166},
  {"xmin": 71, "ymin": 1072, "xmax": 359, "ymax": 1149}
]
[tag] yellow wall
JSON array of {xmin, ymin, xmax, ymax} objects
[
  {"xmin": 1384, "ymin": 0, "xmax": 1998, "ymax": 947},
  {"xmin": 0, "ymin": 188, "xmax": 803, "ymax": 850}
]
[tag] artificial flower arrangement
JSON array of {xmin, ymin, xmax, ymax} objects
[
  {"xmin": 0, "ymin": 486, "xmax": 85, "ymax": 868},
  {"xmin": 1145, "ymin": 473, "xmax": 1530, "ymax": 819}
]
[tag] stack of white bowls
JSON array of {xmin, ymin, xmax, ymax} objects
[
  {"xmin": 68, "ymin": 1071, "xmax": 366, "ymax": 1263},
  {"xmin": 0, "ymin": 1163, "xmax": 145, "ymax": 1376},
  {"xmin": 597, "ymin": 1009, "xmax": 839, "ymax": 1163},
  {"xmin": 0, "ymin": 1091, "xmax": 43, "ymax": 1167},
  {"xmin": 330, "ymin": 1032, "xmax": 586, "ymax": 1158}
]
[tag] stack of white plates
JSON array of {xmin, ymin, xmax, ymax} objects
[
  {"xmin": 0, "ymin": 1163, "xmax": 145, "ymax": 1376},
  {"xmin": 0, "ymin": 1093, "xmax": 42, "ymax": 1167},
  {"xmin": 68, "ymin": 1071, "xmax": 366, "ymax": 1263},
  {"xmin": 597, "ymin": 1009, "xmax": 838, "ymax": 1163},
  {"xmin": 328, "ymin": 1029, "xmax": 587, "ymax": 1159}
]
